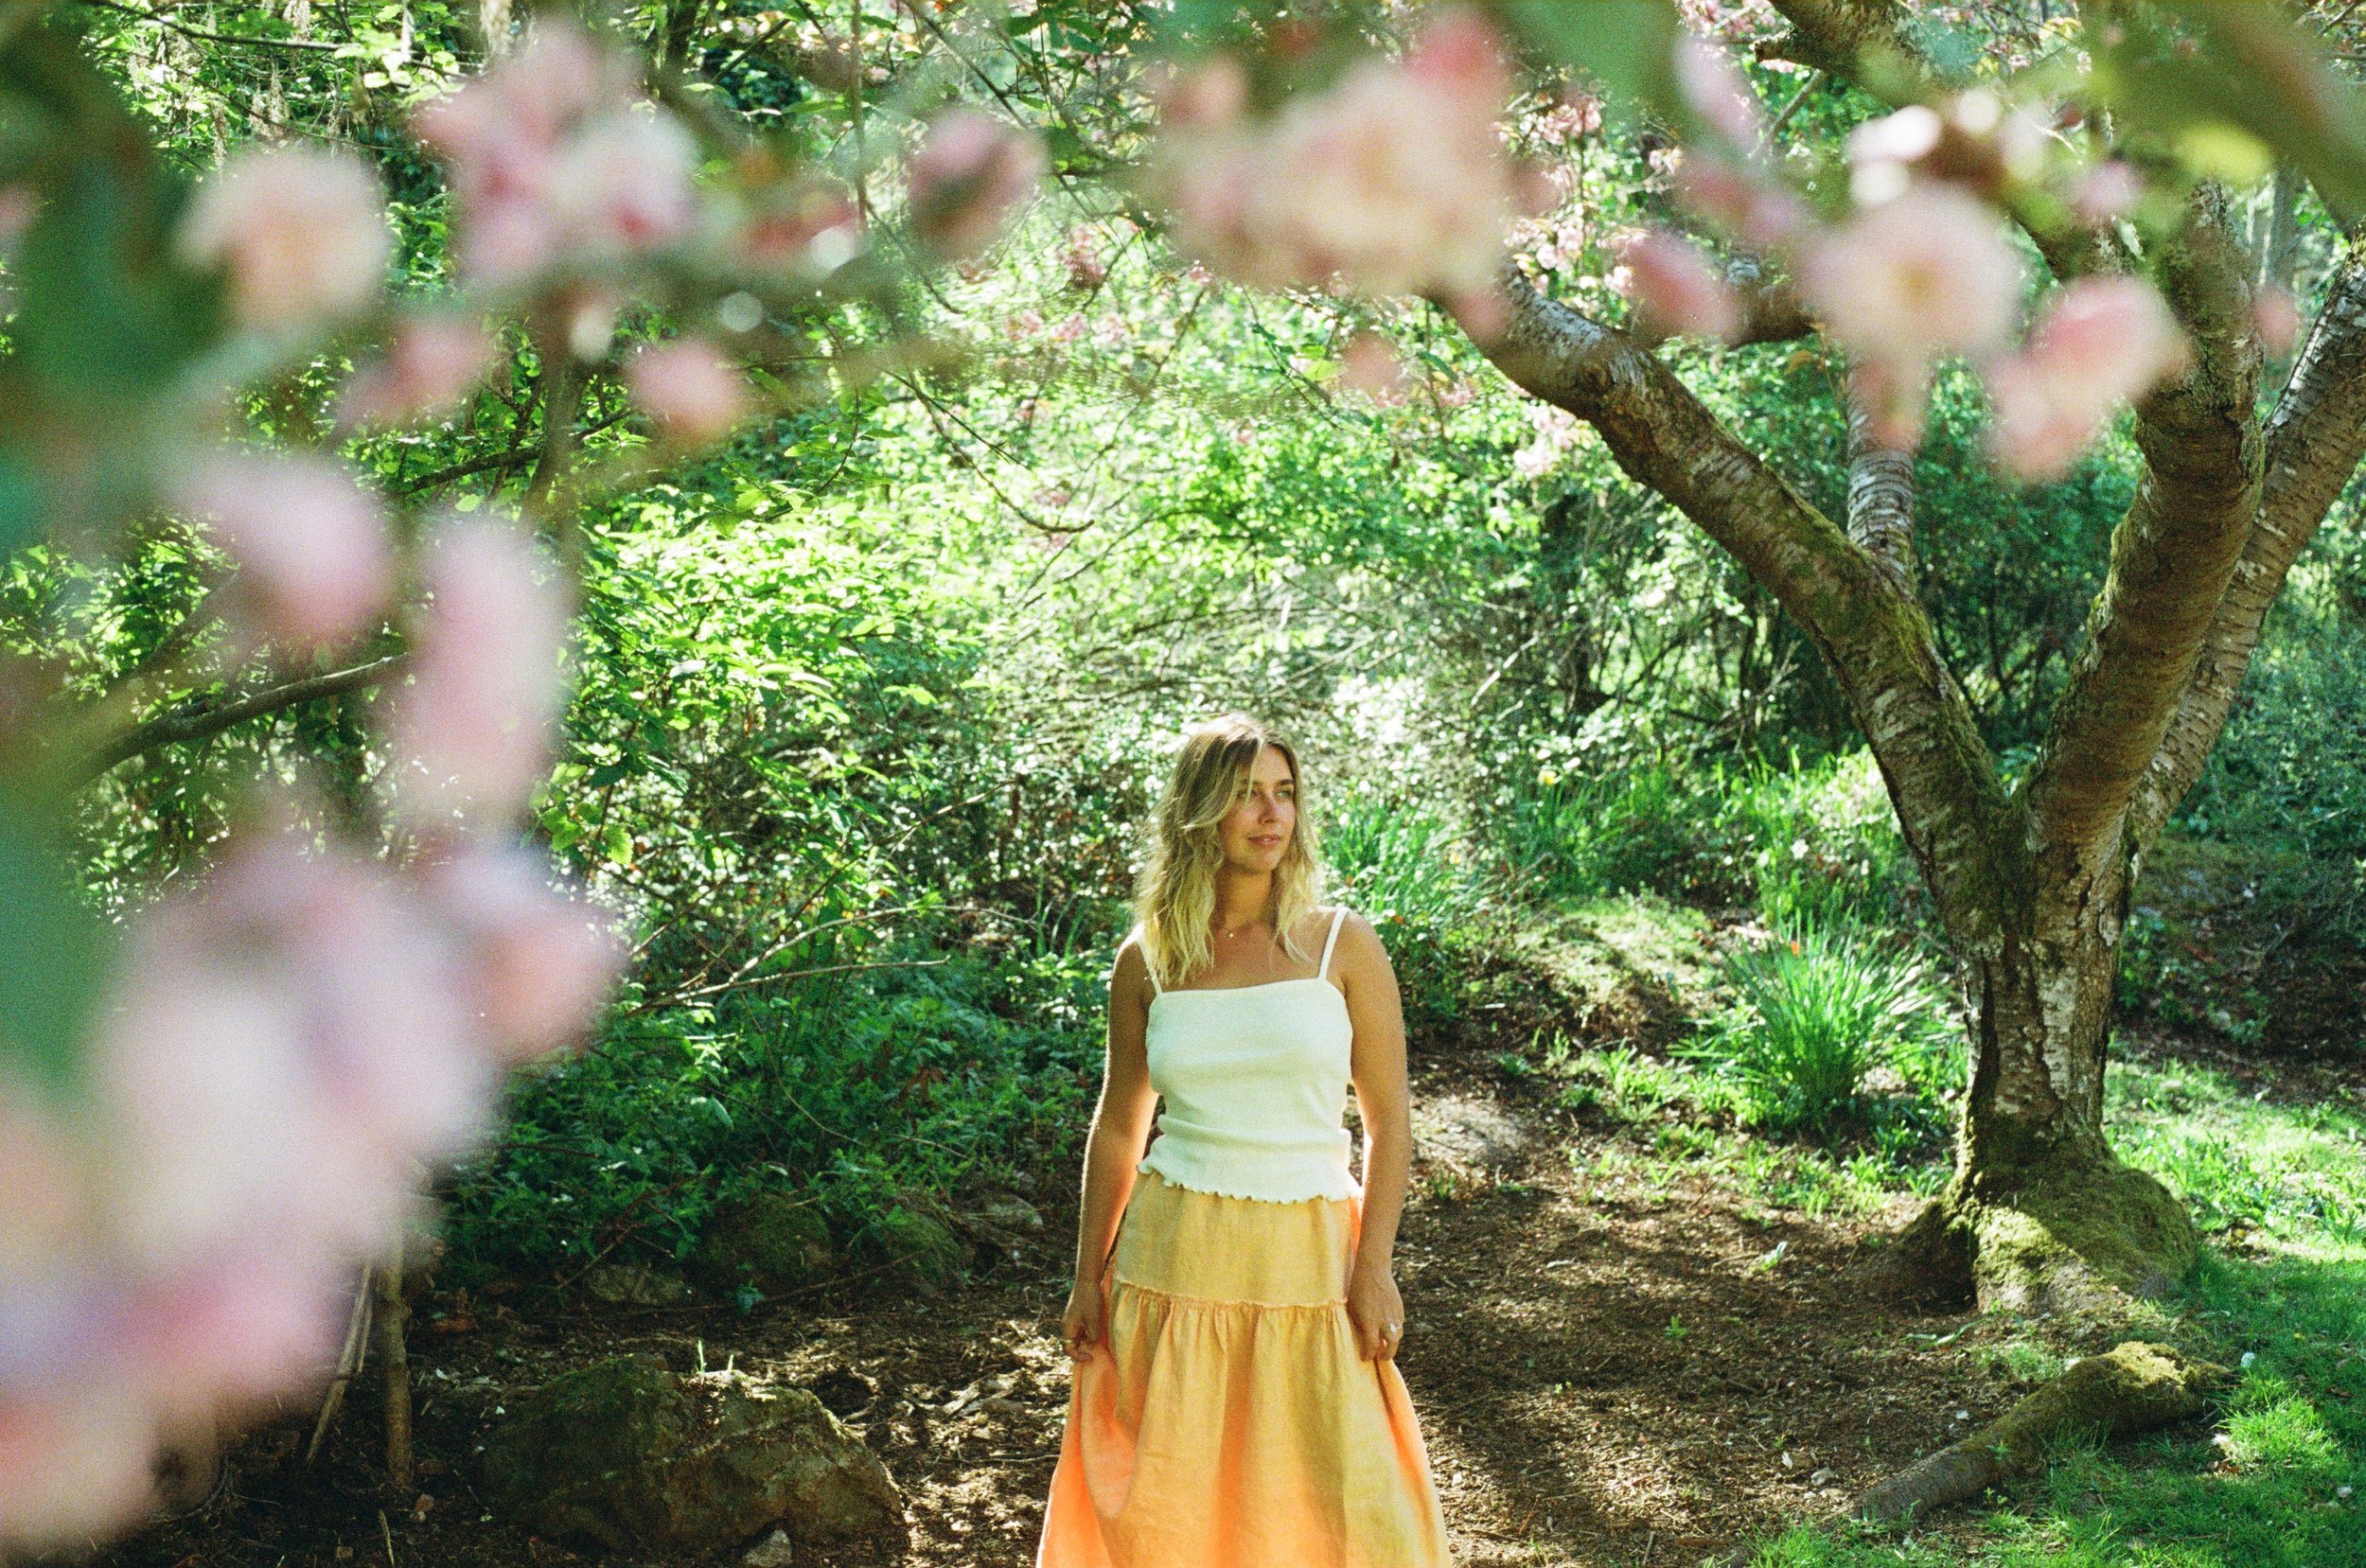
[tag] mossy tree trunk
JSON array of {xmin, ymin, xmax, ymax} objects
[{"xmin": 1460, "ymin": 2, "xmax": 2366, "ymax": 1309}]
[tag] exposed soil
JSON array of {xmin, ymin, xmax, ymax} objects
[{"xmin": 91, "ymin": 927, "xmax": 2295, "ymax": 1568}]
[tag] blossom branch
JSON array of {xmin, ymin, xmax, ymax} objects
[{"xmin": 1472, "ymin": 256, "xmax": 2018, "ymax": 940}]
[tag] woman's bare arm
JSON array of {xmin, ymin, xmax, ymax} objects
[
  {"xmin": 1071, "ymin": 936, "xmax": 1158, "ymax": 1287},
  {"xmin": 1337, "ymin": 911, "xmax": 1412, "ymax": 1269}
]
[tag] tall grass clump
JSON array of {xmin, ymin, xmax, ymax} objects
[{"xmin": 1682, "ymin": 918, "xmax": 1958, "ymax": 1136}]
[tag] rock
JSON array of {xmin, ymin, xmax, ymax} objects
[
  {"xmin": 476, "ymin": 1356, "xmax": 904, "ymax": 1556},
  {"xmin": 978, "ymin": 1191, "xmax": 1044, "ymax": 1232},
  {"xmin": 862, "ymin": 1192, "xmax": 969, "ymax": 1297},
  {"xmin": 582, "ymin": 1262, "xmax": 696, "ymax": 1308},
  {"xmin": 744, "ymin": 1527, "xmax": 796, "ymax": 1566},
  {"xmin": 693, "ymin": 1193, "xmax": 839, "ymax": 1299}
]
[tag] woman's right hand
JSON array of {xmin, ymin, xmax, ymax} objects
[{"xmin": 1061, "ymin": 1277, "xmax": 1108, "ymax": 1363}]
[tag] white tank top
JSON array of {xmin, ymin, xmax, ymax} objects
[{"xmin": 1134, "ymin": 905, "xmax": 1361, "ymax": 1204}]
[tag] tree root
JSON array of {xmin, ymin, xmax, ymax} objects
[
  {"xmin": 1854, "ymin": 1340, "xmax": 2229, "ymax": 1524},
  {"xmin": 1872, "ymin": 1154, "xmax": 2199, "ymax": 1315}
]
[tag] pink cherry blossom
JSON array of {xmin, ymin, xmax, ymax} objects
[
  {"xmin": 410, "ymin": 16, "xmax": 685, "ymax": 287},
  {"xmin": 1984, "ymin": 274, "xmax": 2190, "ymax": 482},
  {"xmin": 1794, "ymin": 182, "xmax": 2026, "ymax": 446},
  {"xmin": 2254, "ymin": 284, "xmax": 2302, "ymax": 358},
  {"xmin": 90, "ymin": 835, "xmax": 485, "ymax": 1266},
  {"xmin": 112, "ymin": 1243, "xmax": 351, "ymax": 1424},
  {"xmin": 1674, "ymin": 33, "xmax": 1761, "ymax": 146},
  {"xmin": 174, "ymin": 144, "xmax": 391, "ymax": 332},
  {"xmin": 1151, "ymin": 55, "xmax": 1249, "ymax": 129},
  {"xmin": 1796, "ymin": 183, "xmax": 2025, "ymax": 364},
  {"xmin": 626, "ymin": 336, "xmax": 752, "ymax": 446},
  {"xmin": 338, "ymin": 310, "xmax": 501, "ymax": 429},
  {"xmin": 415, "ymin": 842, "xmax": 626, "ymax": 1066},
  {"xmin": 1845, "ymin": 105, "xmax": 1944, "ymax": 173},
  {"xmin": 1153, "ymin": 6, "xmax": 1534, "ymax": 303},
  {"xmin": 0, "ymin": 1388, "xmax": 158, "ymax": 1554},
  {"xmin": 741, "ymin": 186, "xmax": 863, "ymax": 273},
  {"xmin": 907, "ymin": 106, "xmax": 1047, "ymax": 259},
  {"xmin": 168, "ymin": 449, "xmax": 395, "ymax": 652},
  {"xmin": 544, "ymin": 108, "xmax": 700, "ymax": 256},
  {"xmin": 1671, "ymin": 154, "xmax": 1808, "ymax": 250},
  {"xmin": 1612, "ymin": 228, "xmax": 1741, "ymax": 343},
  {"xmin": 2070, "ymin": 159, "xmax": 2145, "ymax": 226},
  {"xmin": 1339, "ymin": 331, "xmax": 1410, "ymax": 403},
  {"xmin": 1063, "ymin": 224, "xmax": 1108, "ymax": 290},
  {"xmin": 380, "ymin": 517, "xmax": 575, "ymax": 833}
]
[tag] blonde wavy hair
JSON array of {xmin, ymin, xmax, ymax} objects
[{"xmin": 1133, "ymin": 714, "xmax": 1325, "ymax": 993}]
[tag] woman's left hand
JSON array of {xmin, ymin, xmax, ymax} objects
[{"xmin": 1346, "ymin": 1259, "xmax": 1405, "ymax": 1362}]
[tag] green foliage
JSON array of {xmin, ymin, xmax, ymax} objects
[
  {"xmin": 444, "ymin": 937, "xmax": 1110, "ymax": 1277},
  {"xmin": 1680, "ymin": 920, "xmax": 1958, "ymax": 1137},
  {"xmin": 1319, "ymin": 784, "xmax": 1493, "ymax": 1023}
]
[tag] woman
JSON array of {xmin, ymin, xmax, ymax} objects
[{"xmin": 1034, "ymin": 714, "xmax": 1453, "ymax": 1567}]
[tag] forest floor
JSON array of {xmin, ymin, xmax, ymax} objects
[{"xmin": 97, "ymin": 900, "xmax": 2365, "ymax": 1568}]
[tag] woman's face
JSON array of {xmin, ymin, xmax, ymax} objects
[{"xmin": 1216, "ymin": 745, "xmax": 1298, "ymax": 875}]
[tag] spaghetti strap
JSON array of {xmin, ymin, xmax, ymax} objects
[
  {"xmin": 1135, "ymin": 925, "xmax": 1162, "ymax": 995},
  {"xmin": 1316, "ymin": 905, "xmax": 1349, "ymax": 980}
]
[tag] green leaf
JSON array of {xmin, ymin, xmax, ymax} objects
[
  {"xmin": 1501, "ymin": 0, "xmax": 1681, "ymax": 123},
  {"xmin": 0, "ymin": 796, "xmax": 107, "ymax": 1099}
]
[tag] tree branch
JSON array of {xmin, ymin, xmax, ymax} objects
[
  {"xmin": 1759, "ymin": 0, "xmax": 1942, "ymax": 82},
  {"xmin": 2128, "ymin": 234, "xmax": 2366, "ymax": 846},
  {"xmin": 79, "ymin": 653, "xmax": 405, "ymax": 785},
  {"xmin": 2025, "ymin": 184, "xmax": 2265, "ymax": 865},
  {"xmin": 1471, "ymin": 260, "xmax": 2019, "ymax": 940},
  {"xmin": 1844, "ymin": 361, "xmax": 1918, "ymax": 588}
]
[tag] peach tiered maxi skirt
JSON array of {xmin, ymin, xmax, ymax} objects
[{"xmin": 1035, "ymin": 1167, "xmax": 1453, "ymax": 1567}]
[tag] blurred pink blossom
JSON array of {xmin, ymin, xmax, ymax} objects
[
  {"xmin": 626, "ymin": 336, "xmax": 752, "ymax": 446},
  {"xmin": 411, "ymin": 16, "xmax": 690, "ymax": 287},
  {"xmin": 1154, "ymin": 6, "xmax": 1537, "ymax": 303},
  {"xmin": 1674, "ymin": 34, "xmax": 1760, "ymax": 146},
  {"xmin": 1514, "ymin": 401, "xmax": 1581, "ymax": 476},
  {"xmin": 2254, "ymin": 284, "xmax": 2302, "ymax": 358},
  {"xmin": 175, "ymin": 144, "xmax": 391, "ymax": 332},
  {"xmin": 0, "ymin": 1388, "xmax": 158, "ymax": 1554},
  {"xmin": 907, "ymin": 106, "xmax": 1047, "ymax": 259},
  {"xmin": 169, "ymin": 449, "xmax": 395, "ymax": 653},
  {"xmin": 1671, "ymin": 155, "xmax": 1807, "ymax": 251},
  {"xmin": 1534, "ymin": 92, "xmax": 1603, "ymax": 146},
  {"xmin": 381, "ymin": 518, "xmax": 575, "ymax": 832},
  {"xmin": 2069, "ymin": 158, "xmax": 2145, "ymax": 226},
  {"xmin": 741, "ymin": 186, "xmax": 864, "ymax": 273},
  {"xmin": 1795, "ymin": 182, "xmax": 2026, "ymax": 447},
  {"xmin": 1339, "ymin": 331, "xmax": 1411, "ymax": 403},
  {"xmin": 544, "ymin": 108, "xmax": 700, "ymax": 256},
  {"xmin": 415, "ymin": 843, "xmax": 626, "ymax": 1066},
  {"xmin": 92, "ymin": 835, "xmax": 486, "ymax": 1267},
  {"xmin": 114, "ymin": 1244, "xmax": 352, "ymax": 1424},
  {"xmin": 1985, "ymin": 274, "xmax": 2189, "ymax": 482},
  {"xmin": 1148, "ymin": 53, "xmax": 1249, "ymax": 128},
  {"xmin": 1063, "ymin": 224, "xmax": 1108, "ymax": 290},
  {"xmin": 1612, "ymin": 228, "xmax": 1741, "ymax": 342},
  {"xmin": 338, "ymin": 310, "xmax": 501, "ymax": 429}
]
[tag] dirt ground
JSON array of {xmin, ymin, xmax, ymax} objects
[{"xmin": 94, "ymin": 955, "xmax": 2259, "ymax": 1568}]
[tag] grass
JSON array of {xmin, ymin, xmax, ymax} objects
[
  {"xmin": 1719, "ymin": 1051, "xmax": 2366, "ymax": 1566},
  {"xmin": 1492, "ymin": 766, "xmax": 2364, "ymax": 1568}
]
